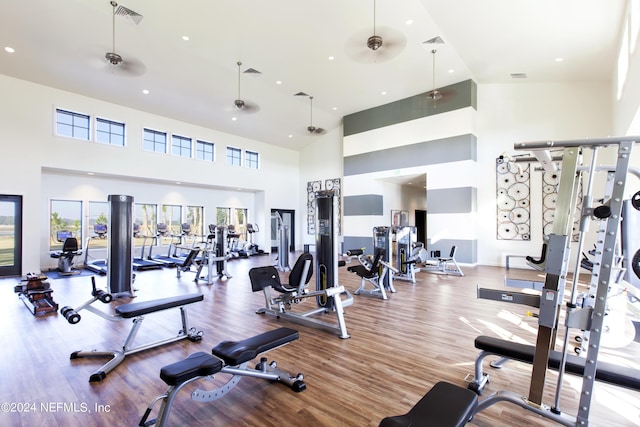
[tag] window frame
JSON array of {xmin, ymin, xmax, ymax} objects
[
  {"xmin": 226, "ymin": 146, "xmax": 242, "ymax": 167},
  {"xmin": 245, "ymin": 150, "xmax": 259, "ymax": 169},
  {"xmin": 143, "ymin": 128, "xmax": 168, "ymax": 154},
  {"xmin": 196, "ymin": 139, "xmax": 215, "ymax": 162},
  {"xmin": 55, "ymin": 108, "xmax": 91, "ymax": 141},
  {"xmin": 96, "ymin": 117, "xmax": 126, "ymax": 147},
  {"xmin": 171, "ymin": 134, "xmax": 193, "ymax": 158}
]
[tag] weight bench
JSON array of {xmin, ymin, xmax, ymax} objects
[
  {"xmin": 467, "ymin": 335, "xmax": 640, "ymax": 394},
  {"xmin": 379, "ymin": 381, "xmax": 477, "ymax": 427},
  {"xmin": 140, "ymin": 327, "xmax": 305, "ymax": 427},
  {"xmin": 61, "ymin": 278, "xmax": 204, "ymax": 382}
]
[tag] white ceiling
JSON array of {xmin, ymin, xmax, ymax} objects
[{"xmin": 0, "ymin": 0, "xmax": 625, "ymax": 150}]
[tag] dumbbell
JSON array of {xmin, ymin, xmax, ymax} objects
[{"xmin": 60, "ymin": 306, "xmax": 81, "ymax": 324}]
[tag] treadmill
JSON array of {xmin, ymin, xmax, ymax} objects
[
  {"xmin": 147, "ymin": 223, "xmax": 178, "ymax": 267},
  {"xmin": 84, "ymin": 223, "xmax": 108, "ymax": 275},
  {"xmin": 132, "ymin": 223, "xmax": 164, "ymax": 271}
]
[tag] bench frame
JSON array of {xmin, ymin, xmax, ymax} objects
[
  {"xmin": 66, "ymin": 290, "xmax": 204, "ymax": 382},
  {"xmin": 141, "ymin": 328, "xmax": 305, "ymax": 427}
]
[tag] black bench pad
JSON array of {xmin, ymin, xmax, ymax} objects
[
  {"xmin": 160, "ymin": 352, "xmax": 223, "ymax": 386},
  {"xmin": 475, "ymin": 335, "xmax": 640, "ymax": 391},
  {"xmin": 212, "ymin": 327, "xmax": 299, "ymax": 366},
  {"xmin": 115, "ymin": 293, "xmax": 203, "ymax": 318},
  {"xmin": 379, "ymin": 382, "xmax": 478, "ymax": 427}
]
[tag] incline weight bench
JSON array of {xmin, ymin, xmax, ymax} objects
[
  {"xmin": 380, "ymin": 381, "xmax": 477, "ymax": 427},
  {"xmin": 60, "ymin": 277, "xmax": 204, "ymax": 382},
  {"xmin": 467, "ymin": 335, "xmax": 640, "ymax": 395},
  {"xmin": 139, "ymin": 327, "xmax": 305, "ymax": 427}
]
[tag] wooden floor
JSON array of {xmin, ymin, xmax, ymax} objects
[{"xmin": 1, "ymin": 254, "xmax": 640, "ymax": 427}]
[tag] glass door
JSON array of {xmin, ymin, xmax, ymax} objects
[{"xmin": 0, "ymin": 195, "xmax": 22, "ymax": 277}]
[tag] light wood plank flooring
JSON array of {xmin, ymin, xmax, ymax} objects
[{"xmin": 1, "ymin": 254, "xmax": 639, "ymax": 426}]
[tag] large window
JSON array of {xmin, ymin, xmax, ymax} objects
[
  {"xmin": 96, "ymin": 118, "xmax": 125, "ymax": 146},
  {"xmin": 144, "ymin": 128, "xmax": 167, "ymax": 153},
  {"xmin": 172, "ymin": 134, "xmax": 192, "ymax": 158},
  {"xmin": 87, "ymin": 201, "xmax": 109, "ymax": 250},
  {"xmin": 186, "ymin": 205, "xmax": 204, "ymax": 239},
  {"xmin": 226, "ymin": 146, "xmax": 242, "ymax": 166},
  {"xmin": 159, "ymin": 204, "xmax": 182, "ymax": 245},
  {"xmin": 196, "ymin": 140, "xmax": 215, "ymax": 162},
  {"xmin": 134, "ymin": 203, "xmax": 157, "ymax": 247},
  {"xmin": 56, "ymin": 109, "xmax": 90, "ymax": 140},
  {"xmin": 245, "ymin": 150, "xmax": 259, "ymax": 169},
  {"xmin": 50, "ymin": 199, "xmax": 83, "ymax": 251}
]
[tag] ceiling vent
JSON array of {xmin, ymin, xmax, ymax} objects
[
  {"xmin": 423, "ymin": 36, "xmax": 444, "ymax": 44},
  {"xmin": 510, "ymin": 72, "xmax": 528, "ymax": 79}
]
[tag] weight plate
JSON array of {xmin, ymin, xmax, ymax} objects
[
  {"xmin": 518, "ymin": 199, "xmax": 530, "ymax": 208},
  {"xmin": 544, "ymin": 172, "xmax": 560, "ymax": 186},
  {"xmin": 515, "ymin": 171, "xmax": 530, "ymax": 182},
  {"xmin": 497, "ymin": 195, "xmax": 516, "ymax": 210},
  {"xmin": 498, "ymin": 222, "xmax": 518, "ymax": 240},
  {"xmin": 543, "ymin": 184, "xmax": 556, "ymax": 194},
  {"xmin": 498, "ymin": 210, "xmax": 511, "ymax": 222},
  {"xmin": 507, "ymin": 182, "xmax": 529, "ymax": 201},
  {"xmin": 510, "ymin": 207, "xmax": 529, "ymax": 224},
  {"xmin": 544, "ymin": 193, "xmax": 557, "ymax": 208},
  {"xmin": 497, "ymin": 162, "xmax": 510, "ymax": 174}
]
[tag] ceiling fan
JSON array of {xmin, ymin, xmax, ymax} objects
[
  {"xmin": 423, "ymin": 41, "xmax": 455, "ymax": 107},
  {"xmin": 99, "ymin": 1, "xmax": 145, "ymax": 76},
  {"xmin": 232, "ymin": 61, "xmax": 260, "ymax": 113},
  {"xmin": 345, "ymin": 0, "xmax": 406, "ymax": 64},
  {"xmin": 306, "ymin": 96, "xmax": 325, "ymax": 135}
]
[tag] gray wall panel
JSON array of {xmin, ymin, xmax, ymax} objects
[
  {"xmin": 426, "ymin": 239, "xmax": 477, "ymax": 264},
  {"xmin": 343, "ymin": 236, "xmax": 374, "ymax": 254},
  {"xmin": 344, "ymin": 79, "xmax": 477, "ymax": 136},
  {"xmin": 344, "ymin": 134, "xmax": 476, "ymax": 176},
  {"xmin": 343, "ymin": 194, "xmax": 383, "ymax": 216},
  {"xmin": 427, "ymin": 187, "xmax": 477, "ymax": 214}
]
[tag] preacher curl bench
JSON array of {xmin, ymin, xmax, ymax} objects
[
  {"xmin": 139, "ymin": 327, "xmax": 305, "ymax": 427},
  {"xmin": 60, "ymin": 277, "xmax": 204, "ymax": 382}
]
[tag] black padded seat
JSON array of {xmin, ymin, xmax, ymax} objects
[
  {"xmin": 475, "ymin": 335, "xmax": 640, "ymax": 391},
  {"xmin": 160, "ymin": 352, "xmax": 223, "ymax": 386},
  {"xmin": 212, "ymin": 327, "xmax": 299, "ymax": 366},
  {"xmin": 379, "ymin": 382, "xmax": 478, "ymax": 427},
  {"xmin": 115, "ymin": 293, "xmax": 203, "ymax": 318},
  {"xmin": 347, "ymin": 248, "xmax": 384, "ymax": 279},
  {"xmin": 249, "ymin": 253, "xmax": 313, "ymax": 293}
]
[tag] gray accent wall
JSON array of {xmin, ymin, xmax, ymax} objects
[
  {"xmin": 344, "ymin": 79, "xmax": 477, "ymax": 136},
  {"xmin": 426, "ymin": 239, "xmax": 477, "ymax": 267},
  {"xmin": 343, "ymin": 194, "xmax": 383, "ymax": 215},
  {"xmin": 427, "ymin": 187, "xmax": 477, "ymax": 214},
  {"xmin": 343, "ymin": 236, "xmax": 374, "ymax": 254},
  {"xmin": 344, "ymin": 134, "xmax": 477, "ymax": 176}
]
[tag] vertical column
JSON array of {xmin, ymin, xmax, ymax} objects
[
  {"xmin": 315, "ymin": 190, "xmax": 339, "ymax": 308},
  {"xmin": 108, "ymin": 195, "xmax": 134, "ymax": 297}
]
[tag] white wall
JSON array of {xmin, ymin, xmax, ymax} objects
[
  {"xmin": 0, "ymin": 74, "xmax": 300, "ymax": 273},
  {"xmin": 298, "ymin": 126, "xmax": 344, "ymax": 247},
  {"xmin": 476, "ymin": 82, "xmax": 613, "ymax": 266}
]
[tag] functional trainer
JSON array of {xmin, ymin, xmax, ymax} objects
[
  {"xmin": 60, "ymin": 277, "xmax": 204, "ymax": 382},
  {"xmin": 139, "ymin": 327, "xmax": 305, "ymax": 427}
]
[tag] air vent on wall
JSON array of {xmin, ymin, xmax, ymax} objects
[{"xmin": 511, "ymin": 72, "xmax": 528, "ymax": 79}]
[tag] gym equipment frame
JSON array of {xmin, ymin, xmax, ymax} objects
[
  {"xmin": 472, "ymin": 136, "xmax": 640, "ymax": 426},
  {"xmin": 251, "ymin": 253, "xmax": 352, "ymax": 339},
  {"xmin": 60, "ymin": 277, "xmax": 204, "ymax": 382},
  {"xmin": 139, "ymin": 327, "xmax": 305, "ymax": 427}
]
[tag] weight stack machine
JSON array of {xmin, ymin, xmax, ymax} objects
[{"xmin": 108, "ymin": 195, "xmax": 134, "ymax": 298}]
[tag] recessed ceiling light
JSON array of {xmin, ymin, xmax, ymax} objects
[
  {"xmin": 231, "ymin": 117, "xmax": 237, "ymax": 121},
  {"xmin": 4, "ymin": 46, "xmax": 15, "ymax": 53},
  {"xmin": 405, "ymin": 19, "xmax": 413, "ymax": 25},
  {"xmin": 332, "ymin": 107, "xmax": 337, "ymax": 110},
  {"xmin": 142, "ymin": 89, "xmax": 149, "ymax": 95},
  {"xmin": 276, "ymin": 80, "xmax": 282, "ymax": 85},
  {"xmin": 87, "ymin": 172, "xmax": 95, "ymax": 176},
  {"xmin": 381, "ymin": 91, "xmax": 387, "ymax": 95},
  {"xmin": 182, "ymin": 35, "xmax": 189, "ymax": 41},
  {"xmin": 288, "ymin": 134, "xmax": 293, "ymax": 138},
  {"xmin": 555, "ymin": 57, "xmax": 563, "ymax": 62},
  {"xmin": 448, "ymin": 69, "xmax": 454, "ymax": 73},
  {"xmin": 328, "ymin": 56, "xmax": 335, "ymax": 61}
]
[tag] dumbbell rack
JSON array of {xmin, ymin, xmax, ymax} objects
[{"xmin": 14, "ymin": 273, "xmax": 59, "ymax": 316}]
